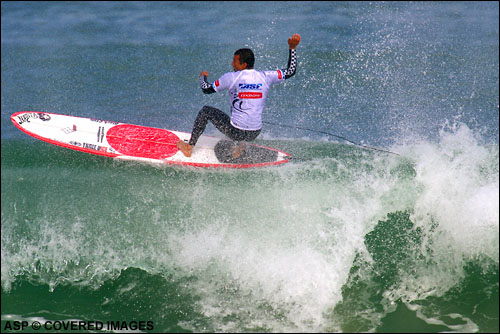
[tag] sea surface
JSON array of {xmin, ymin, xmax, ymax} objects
[{"xmin": 1, "ymin": 1, "xmax": 498, "ymax": 333}]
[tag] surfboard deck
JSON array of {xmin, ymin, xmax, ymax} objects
[{"xmin": 10, "ymin": 111, "xmax": 290, "ymax": 168}]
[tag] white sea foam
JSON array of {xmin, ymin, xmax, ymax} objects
[{"xmin": 1, "ymin": 122, "xmax": 498, "ymax": 332}]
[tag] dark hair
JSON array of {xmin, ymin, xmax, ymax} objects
[{"xmin": 234, "ymin": 48, "xmax": 255, "ymax": 69}]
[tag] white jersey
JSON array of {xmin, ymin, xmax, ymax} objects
[{"xmin": 212, "ymin": 69, "xmax": 285, "ymax": 131}]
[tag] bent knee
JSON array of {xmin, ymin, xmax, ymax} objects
[{"xmin": 201, "ymin": 105, "xmax": 214, "ymax": 113}]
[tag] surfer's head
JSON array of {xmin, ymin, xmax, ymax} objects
[{"xmin": 233, "ymin": 48, "xmax": 254, "ymax": 71}]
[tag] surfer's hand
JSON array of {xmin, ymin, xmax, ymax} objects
[
  {"xmin": 200, "ymin": 70, "xmax": 209, "ymax": 77},
  {"xmin": 288, "ymin": 33, "xmax": 301, "ymax": 49}
]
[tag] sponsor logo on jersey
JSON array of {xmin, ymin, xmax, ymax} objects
[
  {"xmin": 238, "ymin": 92, "xmax": 263, "ymax": 99},
  {"xmin": 214, "ymin": 80, "xmax": 220, "ymax": 87},
  {"xmin": 238, "ymin": 83, "xmax": 263, "ymax": 90}
]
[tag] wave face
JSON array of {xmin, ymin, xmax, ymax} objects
[
  {"xmin": 2, "ymin": 124, "xmax": 498, "ymax": 332},
  {"xmin": 2, "ymin": 1, "xmax": 498, "ymax": 332}
]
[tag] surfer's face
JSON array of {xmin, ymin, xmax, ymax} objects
[{"xmin": 232, "ymin": 55, "xmax": 247, "ymax": 72}]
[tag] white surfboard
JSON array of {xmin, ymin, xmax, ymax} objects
[{"xmin": 11, "ymin": 111, "xmax": 290, "ymax": 168}]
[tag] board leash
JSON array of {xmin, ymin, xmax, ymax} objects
[{"xmin": 262, "ymin": 121, "xmax": 400, "ymax": 156}]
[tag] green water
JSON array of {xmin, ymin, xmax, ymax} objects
[{"xmin": 2, "ymin": 1, "xmax": 498, "ymax": 332}]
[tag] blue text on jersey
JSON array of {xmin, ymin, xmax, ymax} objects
[{"xmin": 238, "ymin": 83, "xmax": 263, "ymax": 90}]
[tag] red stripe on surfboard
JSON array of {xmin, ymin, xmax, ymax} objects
[
  {"xmin": 106, "ymin": 124, "xmax": 180, "ymax": 159},
  {"xmin": 164, "ymin": 158, "xmax": 290, "ymax": 169}
]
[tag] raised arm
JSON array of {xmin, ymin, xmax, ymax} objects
[
  {"xmin": 199, "ymin": 70, "xmax": 216, "ymax": 94},
  {"xmin": 283, "ymin": 33, "xmax": 301, "ymax": 79}
]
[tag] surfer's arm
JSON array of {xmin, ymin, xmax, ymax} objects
[
  {"xmin": 200, "ymin": 71, "xmax": 216, "ymax": 94},
  {"xmin": 283, "ymin": 49, "xmax": 297, "ymax": 79},
  {"xmin": 283, "ymin": 33, "xmax": 300, "ymax": 79}
]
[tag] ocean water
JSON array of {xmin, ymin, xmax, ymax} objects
[{"xmin": 1, "ymin": 1, "xmax": 498, "ymax": 333}]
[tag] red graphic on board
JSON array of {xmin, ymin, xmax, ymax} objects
[{"xmin": 106, "ymin": 124, "xmax": 180, "ymax": 159}]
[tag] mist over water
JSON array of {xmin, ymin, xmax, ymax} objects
[{"xmin": 2, "ymin": 1, "xmax": 498, "ymax": 332}]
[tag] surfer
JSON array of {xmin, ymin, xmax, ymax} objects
[{"xmin": 177, "ymin": 33, "xmax": 301, "ymax": 158}]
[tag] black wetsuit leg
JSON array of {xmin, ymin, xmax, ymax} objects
[{"xmin": 188, "ymin": 106, "xmax": 261, "ymax": 146}]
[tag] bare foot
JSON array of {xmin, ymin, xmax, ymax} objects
[
  {"xmin": 232, "ymin": 142, "xmax": 246, "ymax": 159},
  {"xmin": 177, "ymin": 140, "xmax": 193, "ymax": 157}
]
